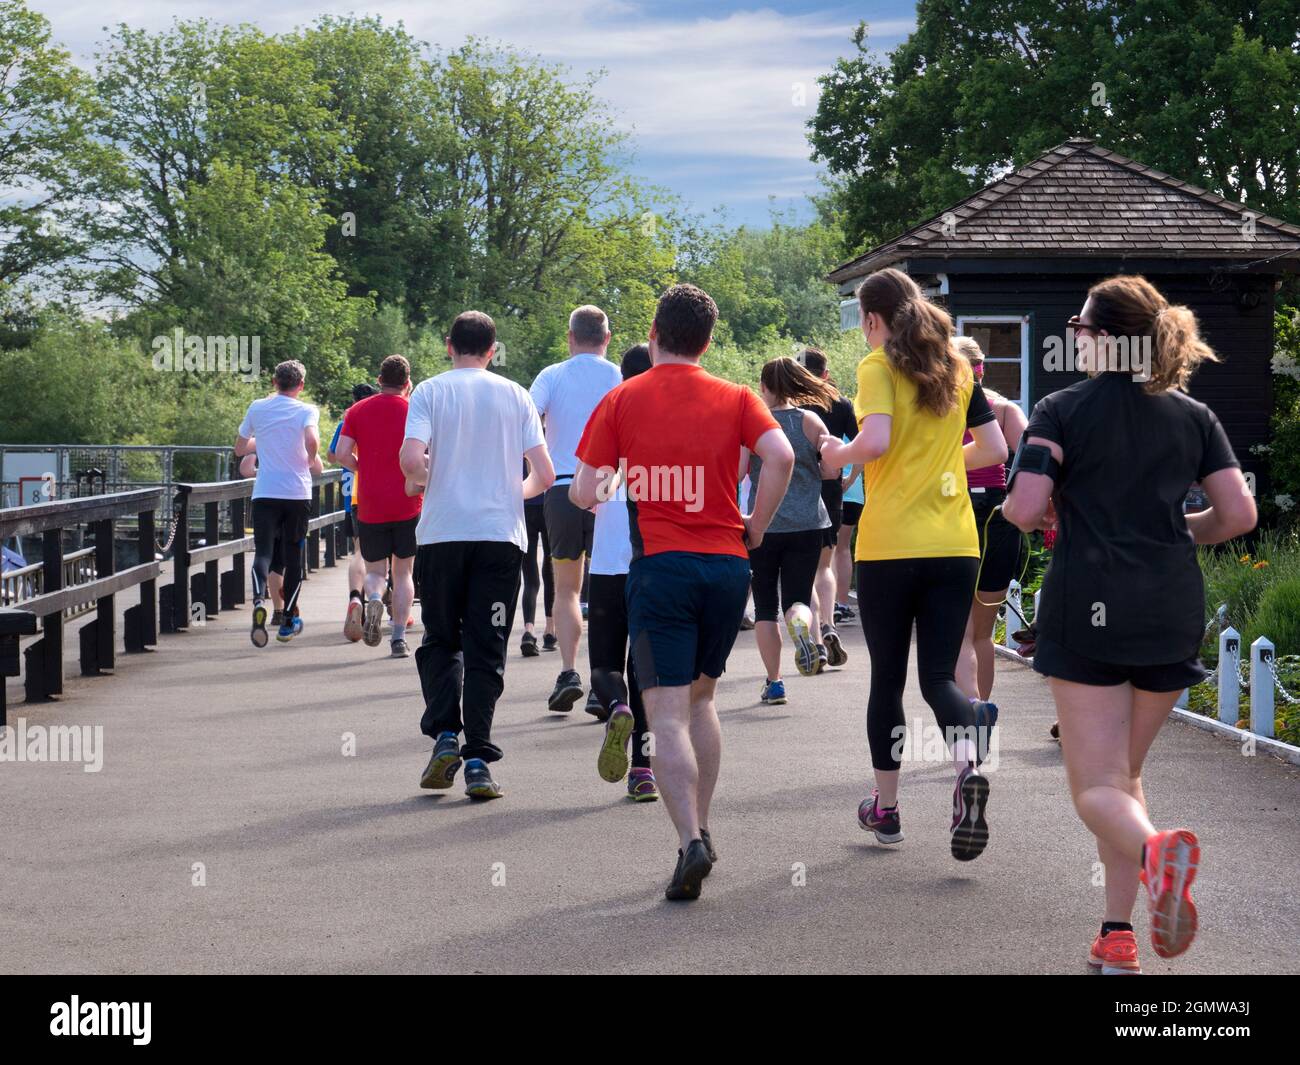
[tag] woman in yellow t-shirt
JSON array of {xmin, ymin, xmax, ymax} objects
[{"xmin": 820, "ymin": 267, "xmax": 1006, "ymax": 862}]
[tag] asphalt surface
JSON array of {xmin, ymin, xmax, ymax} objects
[{"xmin": 2, "ymin": 562, "xmax": 1297, "ymax": 974}]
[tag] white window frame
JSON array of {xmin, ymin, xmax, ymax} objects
[{"xmin": 955, "ymin": 315, "xmax": 1030, "ymax": 414}]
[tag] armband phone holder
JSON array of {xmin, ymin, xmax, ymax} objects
[{"xmin": 1007, "ymin": 441, "xmax": 1059, "ymax": 492}]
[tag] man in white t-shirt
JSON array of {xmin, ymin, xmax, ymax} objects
[
  {"xmin": 234, "ymin": 360, "xmax": 321, "ymax": 647},
  {"xmin": 400, "ymin": 310, "xmax": 555, "ymax": 801},
  {"xmin": 529, "ymin": 305, "xmax": 622, "ymax": 715}
]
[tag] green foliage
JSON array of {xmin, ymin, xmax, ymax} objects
[
  {"xmin": 812, "ymin": 3, "xmax": 1300, "ymax": 254},
  {"xmin": 1262, "ymin": 304, "xmax": 1300, "ymax": 526},
  {"xmin": 1199, "ymin": 529, "xmax": 1300, "ymax": 663},
  {"xmin": 1242, "ymin": 577, "xmax": 1300, "ymax": 657}
]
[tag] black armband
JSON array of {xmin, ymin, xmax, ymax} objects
[{"xmin": 1006, "ymin": 441, "xmax": 1060, "ymax": 492}]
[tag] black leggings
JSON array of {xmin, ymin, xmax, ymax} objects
[
  {"xmin": 587, "ymin": 573, "xmax": 649, "ymax": 769},
  {"xmin": 856, "ymin": 556, "xmax": 979, "ymax": 771},
  {"xmin": 251, "ymin": 498, "xmax": 309, "ymax": 617},
  {"xmin": 748, "ymin": 528, "xmax": 822, "ymax": 623},
  {"xmin": 521, "ymin": 504, "xmax": 554, "ymax": 626}
]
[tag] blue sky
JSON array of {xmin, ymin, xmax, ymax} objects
[{"xmin": 34, "ymin": 0, "xmax": 918, "ymax": 226}]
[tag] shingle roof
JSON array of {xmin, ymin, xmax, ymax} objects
[{"xmin": 826, "ymin": 138, "xmax": 1300, "ymax": 283}]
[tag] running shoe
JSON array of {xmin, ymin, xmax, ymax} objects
[
  {"xmin": 816, "ymin": 644, "xmax": 829, "ymax": 674},
  {"xmin": 739, "ymin": 611, "xmax": 756, "ymax": 631},
  {"xmin": 520, "ymin": 631, "xmax": 539, "ymax": 657},
  {"xmin": 382, "ymin": 585, "xmax": 392, "ymax": 617},
  {"xmin": 1142, "ymin": 828, "xmax": 1200, "ymax": 959},
  {"xmin": 833, "ymin": 603, "xmax": 856, "ymax": 624},
  {"xmin": 343, "ymin": 598, "xmax": 363, "ymax": 642},
  {"xmin": 250, "ymin": 601, "xmax": 269, "ymax": 648},
  {"xmin": 598, "ymin": 705, "xmax": 634, "ymax": 782},
  {"xmin": 701, "ymin": 826, "xmax": 717, "ymax": 865},
  {"xmin": 390, "ymin": 638, "xmax": 411, "ymax": 658},
  {"xmin": 627, "ymin": 767, "xmax": 659, "ymax": 802},
  {"xmin": 276, "ymin": 616, "xmax": 302, "ymax": 643},
  {"xmin": 547, "ymin": 670, "xmax": 584, "ymax": 713},
  {"xmin": 1088, "ymin": 929, "xmax": 1142, "ymax": 975},
  {"xmin": 787, "ymin": 615, "xmax": 819, "ymax": 676},
  {"xmin": 362, "ymin": 597, "xmax": 384, "ymax": 647},
  {"xmin": 542, "ymin": 632, "xmax": 558, "ymax": 652},
  {"xmin": 580, "ymin": 601, "xmax": 589, "ymax": 620},
  {"xmin": 822, "ymin": 626, "xmax": 848, "ymax": 667},
  {"xmin": 420, "ymin": 731, "xmax": 461, "ymax": 790},
  {"xmin": 271, "ymin": 609, "xmax": 285, "ymax": 628},
  {"xmin": 760, "ymin": 679, "xmax": 787, "ymax": 705},
  {"xmin": 464, "ymin": 758, "xmax": 503, "ymax": 801},
  {"xmin": 585, "ymin": 689, "xmax": 609, "ymax": 721},
  {"xmin": 858, "ymin": 790, "xmax": 903, "ymax": 844},
  {"xmin": 664, "ymin": 839, "xmax": 712, "ymax": 901},
  {"xmin": 950, "ymin": 765, "xmax": 990, "ymax": 861}
]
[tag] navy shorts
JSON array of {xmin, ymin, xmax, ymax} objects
[{"xmin": 626, "ymin": 551, "xmax": 751, "ymax": 689}]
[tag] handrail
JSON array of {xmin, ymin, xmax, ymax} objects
[{"xmin": 0, "ymin": 488, "xmax": 166, "ymax": 539}]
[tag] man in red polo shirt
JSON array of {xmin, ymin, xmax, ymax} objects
[
  {"xmin": 334, "ymin": 355, "xmax": 423, "ymax": 658},
  {"xmin": 571, "ymin": 283, "xmax": 794, "ymax": 901}
]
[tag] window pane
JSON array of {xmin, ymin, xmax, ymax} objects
[
  {"xmin": 963, "ymin": 321, "xmax": 1022, "ymax": 359},
  {"xmin": 981, "ymin": 360, "xmax": 1021, "ymax": 401}
]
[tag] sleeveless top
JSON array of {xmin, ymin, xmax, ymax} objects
[
  {"xmin": 747, "ymin": 407, "xmax": 830, "ymax": 534},
  {"xmin": 962, "ymin": 428, "xmax": 1007, "ymax": 489}
]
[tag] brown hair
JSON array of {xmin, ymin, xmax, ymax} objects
[
  {"xmin": 378, "ymin": 354, "xmax": 411, "ymax": 388},
  {"xmin": 273, "ymin": 359, "xmax": 306, "ymax": 391},
  {"xmin": 653, "ymin": 283, "xmax": 717, "ymax": 357},
  {"xmin": 856, "ymin": 267, "xmax": 962, "ymax": 417},
  {"xmin": 798, "ymin": 347, "xmax": 839, "ymax": 397},
  {"xmin": 760, "ymin": 356, "xmax": 837, "ymax": 409},
  {"xmin": 569, "ymin": 305, "xmax": 610, "ymax": 348},
  {"xmin": 448, "ymin": 310, "xmax": 496, "ymax": 357},
  {"xmin": 1085, "ymin": 275, "xmax": 1218, "ymax": 393}
]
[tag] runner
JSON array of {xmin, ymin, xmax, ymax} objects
[
  {"xmin": 334, "ymin": 356, "xmax": 421, "ymax": 658},
  {"xmin": 401, "ymin": 311, "xmax": 554, "ymax": 800},
  {"xmin": 583, "ymin": 343, "xmax": 658, "ymax": 800},
  {"xmin": 951, "ymin": 337, "xmax": 1027, "ymax": 704},
  {"xmin": 519, "ymin": 459, "xmax": 557, "ymax": 656},
  {"xmin": 571, "ymin": 283, "xmax": 792, "ymax": 901},
  {"xmin": 530, "ymin": 305, "xmax": 622, "ymax": 714},
  {"xmin": 234, "ymin": 360, "xmax": 320, "ymax": 647},
  {"xmin": 238, "ymin": 450, "xmax": 290, "ymax": 627},
  {"xmin": 329, "ymin": 383, "xmax": 379, "ymax": 642},
  {"xmin": 798, "ymin": 347, "xmax": 857, "ymax": 669},
  {"xmin": 743, "ymin": 357, "xmax": 836, "ymax": 703},
  {"xmin": 836, "ymin": 449, "xmax": 864, "ymax": 624},
  {"xmin": 819, "ymin": 268, "xmax": 1007, "ymax": 862},
  {"xmin": 1002, "ymin": 275, "xmax": 1256, "ymax": 972}
]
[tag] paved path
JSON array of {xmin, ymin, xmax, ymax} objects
[{"xmin": 1, "ymin": 563, "xmax": 1297, "ymax": 974}]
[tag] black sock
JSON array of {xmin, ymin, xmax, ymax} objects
[
  {"xmin": 349, "ymin": 589, "xmax": 362, "ymax": 601},
  {"xmin": 1100, "ymin": 921, "xmax": 1133, "ymax": 937}
]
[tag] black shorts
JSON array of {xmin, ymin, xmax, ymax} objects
[
  {"xmin": 357, "ymin": 516, "xmax": 418, "ymax": 562},
  {"xmin": 748, "ymin": 528, "xmax": 823, "ymax": 623},
  {"xmin": 971, "ymin": 487, "xmax": 1024, "ymax": 593},
  {"xmin": 819, "ymin": 480, "xmax": 843, "ymax": 549},
  {"xmin": 543, "ymin": 482, "xmax": 594, "ymax": 561},
  {"xmin": 253, "ymin": 497, "xmax": 310, "ymax": 570},
  {"xmin": 841, "ymin": 500, "xmax": 863, "ymax": 528},
  {"xmin": 627, "ymin": 552, "xmax": 750, "ymax": 689},
  {"xmin": 341, "ymin": 511, "xmax": 356, "ymax": 539},
  {"xmin": 1033, "ymin": 637, "xmax": 1207, "ymax": 692}
]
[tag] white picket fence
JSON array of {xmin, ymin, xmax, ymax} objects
[{"xmin": 1000, "ymin": 582, "xmax": 1296, "ymax": 742}]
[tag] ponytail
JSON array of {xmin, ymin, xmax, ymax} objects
[
  {"xmin": 760, "ymin": 356, "xmax": 838, "ymax": 409},
  {"xmin": 1087, "ymin": 275, "xmax": 1219, "ymax": 394},
  {"xmin": 857, "ymin": 267, "xmax": 962, "ymax": 417}
]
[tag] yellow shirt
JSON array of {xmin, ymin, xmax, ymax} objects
[{"xmin": 852, "ymin": 346, "xmax": 979, "ymax": 562}]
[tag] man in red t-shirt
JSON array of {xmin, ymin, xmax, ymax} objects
[
  {"xmin": 572, "ymin": 283, "xmax": 794, "ymax": 901},
  {"xmin": 335, "ymin": 355, "xmax": 423, "ymax": 658}
]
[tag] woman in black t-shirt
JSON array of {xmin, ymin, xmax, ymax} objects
[{"xmin": 1004, "ymin": 275, "xmax": 1256, "ymax": 975}]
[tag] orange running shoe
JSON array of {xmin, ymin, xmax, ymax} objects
[
  {"xmin": 1142, "ymin": 828, "xmax": 1200, "ymax": 959},
  {"xmin": 343, "ymin": 598, "xmax": 364, "ymax": 643},
  {"xmin": 1087, "ymin": 929, "xmax": 1141, "ymax": 975}
]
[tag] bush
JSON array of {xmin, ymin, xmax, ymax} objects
[{"xmin": 1242, "ymin": 577, "xmax": 1300, "ymax": 655}]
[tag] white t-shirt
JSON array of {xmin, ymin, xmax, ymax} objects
[
  {"xmin": 529, "ymin": 353, "xmax": 622, "ymax": 480},
  {"xmin": 238, "ymin": 393, "xmax": 320, "ymax": 501},
  {"xmin": 590, "ymin": 480, "xmax": 632, "ymax": 576},
  {"xmin": 404, "ymin": 368, "xmax": 545, "ymax": 550}
]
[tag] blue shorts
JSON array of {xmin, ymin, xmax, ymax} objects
[{"xmin": 626, "ymin": 551, "xmax": 751, "ymax": 689}]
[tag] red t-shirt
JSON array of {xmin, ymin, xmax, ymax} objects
[
  {"xmin": 341, "ymin": 392, "xmax": 422, "ymax": 524},
  {"xmin": 575, "ymin": 363, "xmax": 779, "ymax": 559}
]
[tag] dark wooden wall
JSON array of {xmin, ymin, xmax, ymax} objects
[{"xmin": 949, "ymin": 270, "xmax": 1275, "ymax": 492}]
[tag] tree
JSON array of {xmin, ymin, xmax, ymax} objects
[
  {"xmin": 810, "ymin": 1, "xmax": 1300, "ymax": 253},
  {"xmin": 0, "ymin": 0, "xmax": 121, "ymax": 294}
]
